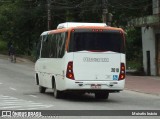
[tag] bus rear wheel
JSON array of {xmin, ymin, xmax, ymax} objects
[
  {"xmin": 39, "ymin": 86, "xmax": 46, "ymax": 93},
  {"xmin": 53, "ymin": 82, "xmax": 63, "ymax": 99},
  {"xmin": 95, "ymin": 92, "xmax": 109, "ymax": 99}
]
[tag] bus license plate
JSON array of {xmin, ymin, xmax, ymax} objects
[{"xmin": 91, "ymin": 84, "xmax": 101, "ymax": 89}]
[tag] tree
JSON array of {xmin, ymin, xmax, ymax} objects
[
  {"xmin": 0, "ymin": 0, "xmax": 152, "ymax": 59},
  {"xmin": 0, "ymin": 0, "xmax": 47, "ymax": 54}
]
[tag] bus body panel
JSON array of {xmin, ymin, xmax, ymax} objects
[
  {"xmin": 35, "ymin": 51, "xmax": 125, "ymax": 91},
  {"xmin": 73, "ymin": 51, "xmax": 121, "ymax": 81},
  {"xmin": 35, "ymin": 57, "xmax": 65, "ymax": 89},
  {"xmin": 64, "ymin": 79, "xmax": 125, "ymax": 91},
  {"xmin": 121, "ymin": 54, "xmax": 126, "ymax": 63}
]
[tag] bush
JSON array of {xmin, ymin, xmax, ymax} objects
[
  {"xmin": 127, "ymin": 60, "xmax": 142, "ymax": 70},
  {"xmin": 0, "ymin": 40, "xmax": 7, "ymax": 53}
]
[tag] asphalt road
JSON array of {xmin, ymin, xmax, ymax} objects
[{"xmin": 0, "ymin": 56, "xmax": 160, "ymax": 119}]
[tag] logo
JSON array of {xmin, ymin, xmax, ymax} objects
[
  {"xmin": 2, "ymin": 111, "xmax": 12, "ymax": 118},
  {"xmin": 113, "ymin": 75, "xmax": 118, "ymax": 80},
  {"xmin": 83, "ymin": 57, "xmax": 109, "ymax": 62}
]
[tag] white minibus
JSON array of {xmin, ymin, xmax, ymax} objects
[{"xmin": 35, "ymin": 22, "xmax": 126, "ymax": 99}]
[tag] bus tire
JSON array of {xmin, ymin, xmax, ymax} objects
[
  {"xmin": 39, "ymin": 86, "xmax": 46, "ymax": 93},
  {"xmin": 95, "ymin": 92, "xmax": 109, "ymax": 99},
  {"xmin": 53, "ymin": 82, "xmax": 62, "ymax": 99}
]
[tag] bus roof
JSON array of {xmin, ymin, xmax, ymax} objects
[
  {"xmin": 57, "ymin": 22, "xmax": 107, "ymax": 29},
  {"xmin": 48, "ymin": 26, "xmax": 124, "ymax": 35},
  {"xmin": 42, "ymin": 23, "xmax": 124, "ymax": 35}
]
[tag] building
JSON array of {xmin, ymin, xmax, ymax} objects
[{"xmin": 129, "ymin": 0, "xmax": 160, "ymax": 76}]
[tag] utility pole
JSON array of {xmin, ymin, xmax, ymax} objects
[
  {"xmin": 102, "ymin": 0, "xmax": 112, "ymax": 26},
  {"xmin": 102, "ymin": 0, "xmax": 108, "ymax": 23},
  {"xmin": 47, "ymin": 0, "xmax": 51, "ymax": 30}
]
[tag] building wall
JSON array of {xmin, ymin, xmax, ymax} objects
[{"xmin": 142, "ymin": 27, "xmax": 156, "ymax": 75}]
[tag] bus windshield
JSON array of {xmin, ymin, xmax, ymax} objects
[{"xmin": 69, "ymin": 31, "xmax": 125, "ymax": 53}]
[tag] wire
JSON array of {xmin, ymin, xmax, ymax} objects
[
  {"xmin": 108, "ymin": 3, "xmax": 151, "ymax": 10},
  {"xmin": 108, "ymin": 0, "xmax": 151, "ymax": 10}
]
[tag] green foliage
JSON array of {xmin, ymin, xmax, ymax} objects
[
  {"xmin": 127, "ymin": 60, "xmax": 142, "ymax": 70},
  {"xmin": 0, "ymin": 0, "xmax": 151, "ymax": 62},
  {"xmin": 126, "ymin": 27, "xmax": 143, "ymax": 70},
  {"xmin": 108, "ymin": 0, "xmax": 152, "ymax": 27},
  {"xmin": 0, "ymin": 40, "xmax": 7, "ymax": 52},
  {"xmin": 126, "ymin": 28, "xmax": 142, "ymax": 61},
  {"xmin": 0, "ymin": 0, "xmax": 47, "ymax": 55}
]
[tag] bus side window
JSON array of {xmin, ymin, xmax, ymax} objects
[
  {"xmin": 48, "ymin": 35, "xmax": 53, "ymax": 58},
  {"xmin": 48, "ymin": 34, "xmax": 57, "ymax": 58},
  {"xmin": 59, "ymin": 32, "xmax": 67, "ymax": 58},
  {"xmin": 55, "ymin": 34, "xmax": 60, "ymax": 58},
  {"xmin": 36, "ymin": 36, "xmax": 42, "ymax": 60},
  {"xmin": 41, "ymin": 35, "xmax": 49, "ymax": 58},
  {"xmin": 49, "ymin": 34, "xmax": 55, "ymax": 58},
  {"xmin": 40, "ymin": 32, "xmax": 67, "ymax": 58},
  {"xmin": 68, "ymin": 32, "xmax": 74, "ymax": 52}
]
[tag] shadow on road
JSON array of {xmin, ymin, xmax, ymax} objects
[{"xmin": 44, "ymin": 91, "xmax": 118, "ymax": 103}]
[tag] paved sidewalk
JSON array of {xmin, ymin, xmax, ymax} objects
[{"xmin": 125, "ymin": 76, "xmax": 160, "ymax": 95}]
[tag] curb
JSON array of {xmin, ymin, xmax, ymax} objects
[{"xmin": 125, "ymin": 88, "xmax": 160, "ymax": 96}]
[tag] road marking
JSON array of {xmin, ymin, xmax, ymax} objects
[
  {"xmin": 0, "ymin": 97, "xmax": 18, "ymax": 100},
  {"xmin": 9, "ymin": 87, "xmax": 17, "ymax": 91},
  {"xmin": 1, "ymin": 106, "xmax": 22, "ymax": 109},
  {"xmin": 29, "ymin": 95, "xmax": 37, "ymax": 98},
  {"xmin": 0, "ymin": 103, "xmax": 22, "ymax": 106},
  {"xmin": 29, "ymin": 103, "xmax": 42, "ymax": 105},
  {"xmin": 2, "ymin": 100, "xmax": 25, "ymax": 102},
  {"xmin": 0, "ymin": 95, "xmax": 53, "ymax": 110}
]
